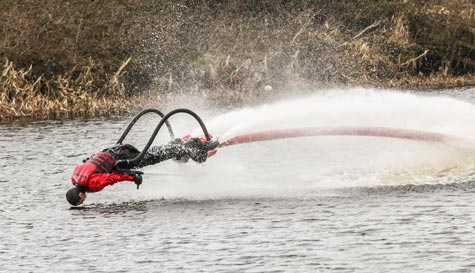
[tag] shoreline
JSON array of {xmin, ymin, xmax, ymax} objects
[{"xmin": 1, "ymin": 77, "xmax": 474, "ymax": 123}]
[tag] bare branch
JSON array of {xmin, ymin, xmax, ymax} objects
[{"xmin": 353, "ymin": 20, "xmax": 383, "ymax": 40}]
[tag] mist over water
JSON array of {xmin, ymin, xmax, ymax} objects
[
  {"xmin": 136, "ymin": 88, "xmax": 475, "ymax": 200},
  {"xmin": 203, "ymin": 88, "xmax": 475, "ymax": 142}
]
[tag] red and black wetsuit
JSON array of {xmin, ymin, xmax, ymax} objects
[
  {"xmin": 71, "ymin": 138, "xmax": 216, "ymax": 192},
  {"xmin": 71, "ymin": 151, "xmax": 135, "ymax": 192}
]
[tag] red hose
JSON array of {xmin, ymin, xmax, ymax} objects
[{"xmin": 218, "ymin": 126, "xmax": 456, "ymax": 147}]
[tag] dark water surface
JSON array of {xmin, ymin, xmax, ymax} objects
[{"xmin": 2, "ymin": 90, "xmax": 475, "ymax": 272}]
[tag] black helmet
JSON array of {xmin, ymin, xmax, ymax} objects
[{"xmin": 66, "ymin": 186, "xmax": 83, "ymax": 206}]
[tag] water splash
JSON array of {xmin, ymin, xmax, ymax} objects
[
  {"xmin": 201, "ymin": 88, "xmax": 475, "ymax": 143},
  {"xmin": 139, "ymin": 88, "xmax": 475, "ymax": 200}
]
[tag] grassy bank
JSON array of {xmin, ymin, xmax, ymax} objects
[{"xmin": 1, "ymin": 0, "xmax": 474, "ymax": 120}]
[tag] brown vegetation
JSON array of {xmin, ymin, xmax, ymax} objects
[
  {"xmin": 0, "ymin": 58, "xmax": 131, "ymax": 120},
  {"xmin": 0, "ymin": 0, "xmax": 474, "ymax": 120}
]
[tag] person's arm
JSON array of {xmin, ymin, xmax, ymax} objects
[{"xmin": 87, "ymin": 173, "xmax": 136, "ymax": 192}]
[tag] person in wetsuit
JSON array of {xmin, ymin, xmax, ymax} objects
[{"xmin": 65, "ymin": 137, "xmax": 217, "ymax": 206}]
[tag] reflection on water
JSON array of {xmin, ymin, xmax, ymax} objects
[{"xmin": 2, "ymin": 90, "xmax": 475, "ymax": 272}]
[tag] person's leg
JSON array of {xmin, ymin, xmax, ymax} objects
[{"xmin": 135, "ymin": 140, "xmax": 208, "ymax": 167}]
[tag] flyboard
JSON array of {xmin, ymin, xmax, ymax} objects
[{"xmin": 114, "ymin": 108, "xmax": 465, "ymax": 170}]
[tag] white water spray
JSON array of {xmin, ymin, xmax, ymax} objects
[
  {"xmin": 202, "ymin": 88, "xmax": 475, "ymax": 143},
  {"xmin": 128, "ymin": 88, "xmax": 475, "ymax": 201}
]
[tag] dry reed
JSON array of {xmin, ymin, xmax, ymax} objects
[{"xmin": 0, "ymin": 58, "xmax": 131, "ymax": 120}]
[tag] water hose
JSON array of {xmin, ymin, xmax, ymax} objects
[
  {"xmin": 217, "ymin": 127, "xmax": 460, "ymax": 148},
  {"xmin": 116, "ymin": 108, "xmax": 211, "ymax": 168},
  {"xmin": 116, "ymin": 109, "xmax": 463, "ymax": 165},
  {"xmin": 116, "ymin": 108, "xmax": 175, "ymax": 144}
]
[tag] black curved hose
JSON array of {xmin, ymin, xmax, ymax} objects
[
  {"xmin": 116, "ymin": 108, "xmax": 175, "ymax": 144},
  {"xmin": 116, "ymin": 108, "xmax": 211, "ymax": 168}
]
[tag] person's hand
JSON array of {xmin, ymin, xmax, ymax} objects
[
  {"xmin": 134, "ymin": 175, "xmax": 142, "ymax": 189},
  {"xmin": 183, "ymin": 138, "xmax": 207, "ymax": 163},
  {"xmin": 116, "ymin": 169, "xmax": 143, "ymax": 189}
]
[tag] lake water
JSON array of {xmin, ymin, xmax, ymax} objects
[{"xmin": 2, "ymin": 88, "xmax": 475, "ymax": 272}]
